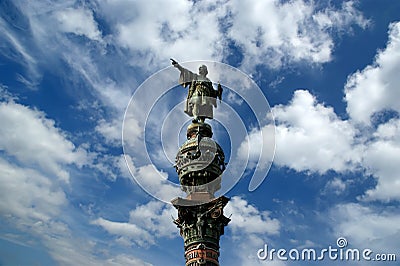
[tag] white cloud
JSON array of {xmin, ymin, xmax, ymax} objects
[
  {"xmin": 227, "ymin": 0, "xmax": 368, "ymax": 70},
  {"xmin": 122, "ymin": 112, "xmax": 145, "ymax": 154},
  {"xmin": 0, "ymin": 84, "xmax": 17, "ymax": 101},
  {"xmin": 2, "ymin": 0, "xmax": 370, "ymax": 115},
  {"xmin": 244, "ymin": 77, "xmax": 399, "ymax": 203},
  {"xmin": 241, "ymin": 70, "xmax": 400, "ymax": 202},
  {"xmin": 256, "ymin": 87, "xmax": 399, "ymax": 202},
  {"xmin": 92, "ymin": 217, "xmax": 154, "ymax": 247},
  {"xmin": 342, "ymin": 22, "xmax": 400, "ymax": 201},
  {"xmin": 0, "ymin": 95, "xmax": 151, "ymax": 265},
  {"xmin": 329, "ymin": 203, "xmax": 400, "ymax": 253},
  {"xmin": 0, "ymin": 100, "xmax": 89, "ymax": 182},
  {"xmin": 361, "ymin": 118, "xmax": 400, "ymax": 201},
  {"xmin": 225, "ymin": 196, "xmax": 280, "ymax": 235},
  {"xmin": 90, "ymin": 153, "xmax": 122, "ymax": 181},
  {"xmin": 323, "ymin": 177, "xmax": 348, "ymax": 195},
  {"xmin": 0, "ymin": 157, "xmax": 150, "ymax": 266},
  {"xmin": 96, "ymin": 0, "xmax": 368, "ymax": 72},
  {"xmin": 105, "ymin": 254, "xmax": 152, "ymax": 266},
  {"xmin": 313, "ymin": 1, "xmax": 369, "ymax": 32},
  {"xmin": 123, "ymin": 155, "xmax": 184, "ymax": 202},
  {"xmin": 270, "ymin": 19, "xmax": 400, "ymax": 206},
  {"xmin": 0, "ymin": 158, "xmax": 66, "ymax": 223},
  {"xmin": 115, "ymin": 154, "xmax": 132, "ymax": 179},
  {"xmin": 224, "ymin": 196, "xmax": 283, "ymax": 265},
  {"xmin": 54, "ymin": 7, "xmax": 102, "ymax": 41},
  {"xmin": 128, "ymin": 201, "xmax": 178, "ymax": 239},
  {"xmin": 345, "ymin": 22, "xmax": 400, "ymax": 125},
  {"xmin": 1, "ymin": 1, "xmax": 372, "ymax": 184},
  {"xmin": 272, "ymin": 90, "xmax": 360, "ymax": 173},
  {"xmin": 257, "ymin": 85, "xmax": 400, "ymax": 203},
  {"xmin": 34, "ymin": 219, "xmax": 153, "ymax": 266},
  {"xmin": 237, "ymin": 125, "xmax": 275, "ymax": 171},
  {"xmin": 134, "ymin": 163, "xmax": 183, "ymax": 201},
  {"xmin": 96, "ymin": 118, "xmax": 122, "ymax": 146},
  {"xmin": 112, "ymin": 0, "xmax": 226, "ymax": 67},
  {"xmin": 225, "ymin": 90, "xmax": 244, "ymax": 105},
  {"xmin": 3, "ymin": 1, "xmax": 134, "ymax": 113},
  {"xmin": 0, "ymin": 154, "xmax": 144, "ymax": 266},
  {"xmin": 92, "ymin": 200, "xmax": 178, "ymax": 247}
]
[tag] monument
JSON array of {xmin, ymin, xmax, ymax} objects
[{"xmin": 170, "ymin": 59, "xmax": 230, "ymax": 266}]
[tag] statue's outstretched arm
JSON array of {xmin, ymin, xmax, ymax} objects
[
  {"xmin": 170, "ymin": 58, "xmax": 183, "ymax": 71},
  {"xmin": 170, "ymin": 58, "xmax": 195, "ymax": 86}
]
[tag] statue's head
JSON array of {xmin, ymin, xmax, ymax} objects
[{"xmin": 198, "ymin": 65, "xmax": 208, "ymax": 76}]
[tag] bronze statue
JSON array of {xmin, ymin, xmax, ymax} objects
[{"xmin": 171, "ymin": 59, "xmax": 222, "ymax": 123}]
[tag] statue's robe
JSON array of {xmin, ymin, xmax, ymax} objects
[{"xmin": 178, "ymin": 68, "xmax": 216, "ymax": 119}]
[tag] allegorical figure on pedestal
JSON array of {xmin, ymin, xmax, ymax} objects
[
  {"xmin": 171, "ymin": 59, "xmax": 223, "ymax": 123},
  {"xmin": 170, "ymin": 58, "xmax": 230, "ymax": 266}
]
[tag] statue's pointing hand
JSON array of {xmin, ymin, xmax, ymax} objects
[{"xmin": 170, "ymin": 58, "xmax": 179, "ymax": 67}]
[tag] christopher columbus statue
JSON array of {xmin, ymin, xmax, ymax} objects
[{"xmin": 171, "ymin": 59, "xmax": 222, "ymax": 123}]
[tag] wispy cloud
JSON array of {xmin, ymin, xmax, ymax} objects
[
  {"xmin": 0, "ymin": 99, "xmax": 89, "ymax": 182},
  {"xmin": 0, "ymin": 90, "xmax": 149, "ymax": 265},
  {"xmin": 92, "ymin": 200, "xmax": 178, "ymax": 247}
]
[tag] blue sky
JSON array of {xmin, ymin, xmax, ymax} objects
[{"xmin": 0, "ymin": 0, "xmax": 399, "ymax": 265}]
